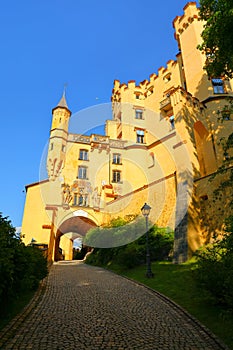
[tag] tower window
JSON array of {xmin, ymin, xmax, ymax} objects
[
  {"xmin": 212, "ymin": 79, "xmax": 225, "ymax": 94},
  {"xmin": 78, "ymin": 166, "xmax": 87, "ymax": 179},
  {"xmin": 112, "ymin": 153, "xmax": 121, "ymax": 164},
  {"xmin": 135, "ymin": 109, "xmax": 143, "ymax": 119},
  {"xmin": 79, "ymin": 149, "xmax": 89, "ymax": 161},
  {"xmin": 61, "ymin": 145, "xmax": 66, "ymax": 152},
  {"xmin": 112, "ymin": 170, "xmax": 121, "ymax": 183},
  {"xmin": 136, "ymin": 129, "xmax": 145, "ymax": 143},
  {"xmin": 50, "ymin": 143, "xmax": 53, "ymax": 151},
  {"xmin": 169, "ymin": 115, "xmax": 175, "ymax": 129}
]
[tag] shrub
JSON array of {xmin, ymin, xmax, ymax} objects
[
  {"xmin": 0, "ymin": 213, "xmax": 48, "ymax": 311},
  {"xmin": 84, "ymin": 216, "xmax": 146, "ymax": 248},
  {"xmin": 194, "ymin": 215, "xmax": 233, "ymax": 309},
  {"xmin": 85, "ymin": 223, "xmax": 174, "ymax": 270},
  {"xmin": 73, "ymin": 246, "xmax": 88, "ymax": 260}
]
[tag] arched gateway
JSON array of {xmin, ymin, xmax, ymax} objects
[{"xmin": 53, "ymin": 215, "xmax": 97, "ymax": 261}]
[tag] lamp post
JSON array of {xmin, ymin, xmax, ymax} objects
[{"xmin": 141, "ymin": 203, "xmax": 154, "ymax": 278}]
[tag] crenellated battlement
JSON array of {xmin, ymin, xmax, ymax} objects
[
  {"xmin": 173, "ymin": 2, "xmax": 199, "ymax": 40},
  {"xmin": 112, "ymin": 59, "xmax": 178, "ymax": 104}
]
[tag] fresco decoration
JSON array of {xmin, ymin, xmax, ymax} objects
[{"xmin": 61, "ymin": 181, "xmax": 101, "ymax": 210}]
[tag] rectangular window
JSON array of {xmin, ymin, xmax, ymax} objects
[
  {"xmin": 79, "ymin": 149, "xmax": 88, "ymax": 160},
  {"xmin": 135, "ymin": 109, "xmax": 143, "ymax": 119},
  {"xmin": 136, "ymin": 129, "xmax": 145, "ymax": 143},
  {"xmin": 112, "ymin": 170, "xmax": 121, "ymax": 183},
  {"xmin": 212, "ymin": 78, "xmax": 225, "ymax": 94},
  {"xmin": 61, "ymin": 145, "xmax": 66, "ymax": 152},
  {"xmin": 73, "ymin": 193, "xmax": 78, "ymax": 206},
  {"xmin": 78, "ymin": 193, "xmax": 88, "ymax": 206},
  {"xmin": 112, "ymin": 153, "xmax": 121, "ymax": 164},
  {"xmin": 78, "ymin": 166, "xmax": 87, "ymax": 179},
  {"xmin": 50, "ymin": 142, "xmax": 53, "ymax": 151},
  {"xmin": 78, "ymin": 194, "xmax": 84, "ymax": 206}
]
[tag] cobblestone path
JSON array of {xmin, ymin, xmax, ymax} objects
[{"xmin": 0, "ymin": 261, "xmax": 229, "ymax": 350}]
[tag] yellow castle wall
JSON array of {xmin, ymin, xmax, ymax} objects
[
  {"xmin": 21, "ymin": 182, "xmax": 51, "ymax": 246},
  {"xmin": 21, "ymin": 2, "xmax": 233, "ymax": 263}
]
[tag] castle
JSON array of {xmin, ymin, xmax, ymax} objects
[{"xmin": 21, "ymin": 2, "xmax": 233, "ymax": 263}]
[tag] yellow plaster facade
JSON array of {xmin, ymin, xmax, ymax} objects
[{"xmin": 21, "ymin": 2, "xmax": 233, "ymax": 263}]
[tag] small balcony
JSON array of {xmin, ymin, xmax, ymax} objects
[{"xmin": 160, "ymin": 96, "xmax": 171, "ymax": 111}]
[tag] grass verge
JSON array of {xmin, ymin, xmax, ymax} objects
[{"xmin": 102, "ymin": 260, "xmax": 233, "ymax": 350}]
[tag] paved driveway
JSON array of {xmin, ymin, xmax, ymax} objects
[{"xmin": 0, "ymin": 261, "xmax": 229, "ymax": 350}]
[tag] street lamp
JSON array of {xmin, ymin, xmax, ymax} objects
[{"xmin": 141, "ymin": 203, "xmax": 154, "ymax": 278}]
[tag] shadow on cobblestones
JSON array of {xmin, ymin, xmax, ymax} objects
[{"xmin": 0, "ymin": 261, "xmax": 229, "ymax": 350}]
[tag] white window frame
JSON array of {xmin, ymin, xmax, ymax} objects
[
  {"xmin": 79, "ymin": 149, "xmax": 88, "ymax": 161},
  {"xmin": 135, "ymin": 109, "xmax": 143, "ymax": 119},
  {"xmin": 212, "ymin": 78, "xmax": 225, "ymax": 94},
  {"xmin": 112, "ymin": 153, "xmax": 121, "ymax": 164},
  {"xmin": 136, "ymin": 129, "xmax": 145, "ymax": 143},
  {"xmin": 78, "ymin": 166, "xmax": 87, "ymax": 179},
  {"xmin": 112, "ymin": 170, "xmax": 121, "ymax": 183}
]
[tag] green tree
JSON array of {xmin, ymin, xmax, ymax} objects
[
  {"xmin": 198, "ymin": 0, "xmax": 233, "ymax": 78},
  {"xmin": 0, "ymin": 212, "xmax": 48, "ymax": 312},
  {"xmin": 0, "ymin": 213, "xmax": 19, "ymax": 301},
  {"xmin": 194, "ymin": 215, "xmax": 233, "ymax": 309},
  {"xmin": 85, "ymin": 223, "xmax": 174, "ymax": 270},
  {"xmin": 84, "ymin": 216, "xmax": 145, "ymax": 248}
]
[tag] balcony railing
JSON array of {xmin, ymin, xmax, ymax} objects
[
  {"xmin": 69, "ymin": 134, "xmax": 90, "ymax": 143},
  {"xmin": 68, "ymin": 133, "xmax": 125, "ymax": 149},
  {"xmin": 160, "ymin": 96, "xmax": 171, "ymax": 110},
  {"xmin": 91, "ymin": 135, "xmax": 109, "ymax": 143},
  {"xmin": 109, "ymin": 139, "xmax": 125, "ymax": 149}
]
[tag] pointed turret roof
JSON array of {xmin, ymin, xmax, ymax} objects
[
  {"xmin": 57, "ymin": 93, "xmax": 69, "ymax": 109},
  {"xmin": 52, "ymin": 91, "xmax": 71, "ymax": 115}
]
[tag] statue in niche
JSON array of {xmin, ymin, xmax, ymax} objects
[
  {"xmin": 71, "ymin": 181, "xmax": 79, "ymax": 192},
  {"xmin": 62, "ymin": 184, "xmax": 73, "ymax": 205},
  {"xmin": 92, "ymin": 187, "xmax": 100, "ymax": 208},
  {"xmin": 86, "ymin": 182, "xmax": 92, "ymax": 193}
]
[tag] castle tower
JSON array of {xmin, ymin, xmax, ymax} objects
[
  {"xmin": 47, "ymin": 93, "xmax": 71, "ymax": 181},
  {"xmin": 173, "ymin": 2, "xmax": 210, "ymax": 101}
]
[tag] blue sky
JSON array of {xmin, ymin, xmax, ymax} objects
[{"xmin": 0, "ymin": 0, "xmax": 198, "ymax": 228}]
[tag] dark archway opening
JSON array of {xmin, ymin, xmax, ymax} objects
[{"xmin": 54, "ymin": 216, "xmax": 97, "ymax": 261}]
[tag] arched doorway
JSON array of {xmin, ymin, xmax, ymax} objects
[{"xmin": 54, "ymin": 216, "xmax": 97, "ymax": 261}]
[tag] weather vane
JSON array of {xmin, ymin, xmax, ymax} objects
[{"xmin": 63, "ymin": 83, "xmax": 68, "ymax": 97}]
